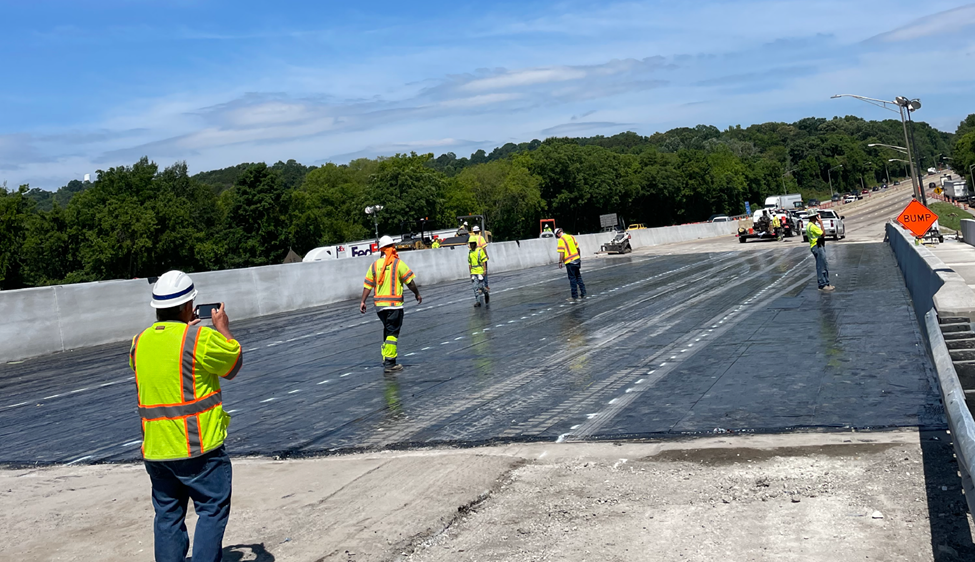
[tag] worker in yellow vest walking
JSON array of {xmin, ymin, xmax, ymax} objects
[
  {"xmin": 468, "ymin": 237, "xmax": 489, "ymax": 307},
  {"xmin": 129, "ymin": 270, "xmax": 243, "ymax": 562},
  {"xmin": 556, "ymin": 228, "xmax": 587, "ymax": 301},
  {"xmin": 469, "ymin": 225, "xmax": 490, "ymax": 291},
  {"xmin": 360, "ymin": 235, "xmax": 422, "ymax": 373}
]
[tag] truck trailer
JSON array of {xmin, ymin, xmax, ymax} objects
[{"xmin": 764, "ymin": 193, "xmax": 802, "ymax": 210}]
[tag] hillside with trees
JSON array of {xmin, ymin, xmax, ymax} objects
[{"xmin": 1, "ymin": 114, "xmax": 962, "ymax": 290}]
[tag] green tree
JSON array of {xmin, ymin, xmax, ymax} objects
[
  {"xmin": 0, "ymin": 184, "xmax": 34, "ymax": 289},
  {"xmin": 366, "ymin": 153, "xmax": 447, "ymax": 235},
  {"xmin": 223, "ymin": 163, "xmax": 292, "ymax": 268}
]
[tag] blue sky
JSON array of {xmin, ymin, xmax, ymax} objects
[{"xmin": 3, "ymin": 0, "xmax": 975, "ymax": 190}]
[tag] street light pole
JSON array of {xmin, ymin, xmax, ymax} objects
[
  {"xmin": 832, "ymin": 94, "xmax": 925, "ymax": 205},
  {"xmin": 828, "ymin": 165, "xmax": 842, "ymax": 199},
  {"xmin": 899, "ymin": 97, "xmax": 928, "ymax": 206}
]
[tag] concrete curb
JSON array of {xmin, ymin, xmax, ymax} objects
[{"xmin": 0, "ymin": 222, "xmax": 735, "ymax": 363}]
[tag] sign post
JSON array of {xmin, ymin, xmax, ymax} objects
[{"xmin": 896, "ymin": 200, "xmax": 937, "ymax": 239}]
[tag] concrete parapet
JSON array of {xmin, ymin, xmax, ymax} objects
[
  {"xmin": 960, "ymin": 219, "xmax": 975, "ymax": 245},
  {"xmin": 0, "ymin": 221, "xmax": 731, "ymax": 362}
]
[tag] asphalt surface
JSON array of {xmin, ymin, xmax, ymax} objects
[{"xmin": 0, "ymin": 213, "xmax": 945, "ymax": 465}]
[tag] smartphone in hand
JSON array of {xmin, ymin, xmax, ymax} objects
[{"xmin": 195, "ymin": 303, "xmax": 221, "ymax": 319}]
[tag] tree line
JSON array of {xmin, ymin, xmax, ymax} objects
[{"xmin": 1, "ymin": 114, "xmax": 965, "ymax": 290}]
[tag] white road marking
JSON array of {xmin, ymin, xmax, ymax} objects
[
  {"xmin": 406, "ymin": 352, "xmax": 416, "ymax": 356},
  {"xmin": 635, "ymin": 379, "xmax": 645, "ymax": 384},
  {"xmin": 317, "ymin": 380, "xmax": 330, "ymax": 385},
  {"xmin": 43, "ymin": 394, "xmax": 60, "ymax": 400},
  {"xmin": 340, "ymin": 372, "xmax": 352, "ymax": 377},
  {"xmin": 422, "ymin": 347, "xmax": 432, "ymax": 351},
  {"xmin": 260, "ymin": 398, "xmax": 275, "ymax": 403},
  {"xmin": 66, "ymin": 455, "xmax": 92, "ymax": 465},
  {"xmin": 288, "ymin": 389, "xmax": 301, "ymax": 394},
  {"xmin": 1, "ymin": 402, "xmax": 28, "ymax": 410},
  {"xmin": 70, "ymin": 388, "xmax": 88, "ymax": 393},
  {"xmin": 123, "ymin": 440, "xmax": 142, "ymax": 447}
]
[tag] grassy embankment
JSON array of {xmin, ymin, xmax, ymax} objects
[{"xmin": 930, "ymin": 201, "xmax": 975, "ymax": 232}]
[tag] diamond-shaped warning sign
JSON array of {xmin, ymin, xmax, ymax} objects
[{"xmin": 896, "ymin": 200, "xmax": 937, "ymax": 237}]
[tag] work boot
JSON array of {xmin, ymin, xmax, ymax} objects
[
  {"xmin": 384, "ymin": 362, "xmax": 403, "ymax": 373},
  {"xmin": 820, "ymin": 285, "xmax": 835, "ymax": 292},
  {"xmin": 567, "ymin": 297, "xmax": 577, "ymax": 302},
  {"xmin": 473, "ymin": 301, "xmax": 481, "ymax": 307}
]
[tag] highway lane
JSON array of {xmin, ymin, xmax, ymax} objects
[{"xmin": 0, "ymin": 190, "xmax": 945, "ymax": 465}]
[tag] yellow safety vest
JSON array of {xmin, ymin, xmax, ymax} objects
[
  {"xmin": 431, "ymin": 239, "xmax": 440, "ymax": 248},
  {"xmin": 772, "ymin": 216, "xmax": 781, "ymax": 228},
  {"xmin": 558, "ymin": 233, "xmax": 581, "ymax": 264},
  {"xmin": 468, "ymin": 247, "xmax": 488, "ymax": 275},
  {"xmin": 129, "ymin": 322, "xmax": 242, "ymax": 461},
  {"xmin": 364, "ymin": 257, "xmax": 416, "ymax": 308},
  {"xmin": 806, "ymin": 222, "xmax": 823, "ymax": 249},
  {"xmin": 468, "ymin": 234, "xmax": 488, "ymax": 249}
]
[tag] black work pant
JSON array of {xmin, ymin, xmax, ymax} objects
[{"xmin": 377, "ymin": 308, "xmax": 404, "ymax": 363}]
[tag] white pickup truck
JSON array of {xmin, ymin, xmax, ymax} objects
[{"xmin": 800, "ymin": 209, "xmax": 845, "ymax": 242}]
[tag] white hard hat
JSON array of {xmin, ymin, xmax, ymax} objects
[
  {"xmin": 151, "ymin": 270, "xmax": 197, "ymax": 309},
  {"xmin": 378, "ymin": 235, "xmax": 395, "ymax": 249},
  {"xmin": 472, "ymin": 225, "xmax": 481, "ymax": 232},
  {"xmin": 555, "ymin": 228, "xmax": 563, "ymax": 236}
]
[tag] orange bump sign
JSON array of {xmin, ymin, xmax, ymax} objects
[{"xmin": 896, "ymin": 200, "xmax": 937, "ymax": 237}]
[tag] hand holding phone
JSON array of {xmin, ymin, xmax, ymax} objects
[{"xmin": 195, "ymin": 303, "xmax": 221, "ymax": 319}]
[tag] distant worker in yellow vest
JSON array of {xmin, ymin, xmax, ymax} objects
[
  {"xmin": 806, "ymin": 212, "xmax": 834, "ymax": 292},
  {"xmin": 129, "ymin": 270, "xmax": 243, "ymax": 562},
  {"xmin": 468, "ymin": 237, "xmax": 490, "ymax": 307},
  {"xmin": 543, "ymin": 224, "xmax": 553, "ymax": 234},
  {"xmin": 556, "ymin": 228, "xmax": 587, "ymax": 301},
  {"xmin": 431, "ymin": 237, "xmax": 441, "ymax": 249},
  {"xmin": 360, "ymin": 235, "xmax": 422, "ymax": 373},
  {"xmin": 771, "ymin": 213, "xmax": 782, "ymax": 240},
  {"xmin": 469, "ymin": 225, "xmax": 490, "ymax": 290}
]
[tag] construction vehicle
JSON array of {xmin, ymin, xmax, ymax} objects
[
  {"xmin": 540, "ymin": 218, "xmax": 556, "ymax": 238},
  {"xmin": 393, "ymin": 217, "xmax": 434, "ymax": 251},
  {"xmin": 438, "ymin": 215, "xmax": 492, "ymax": 247},
  {"xmin": 601, "ymin": 230, "xmax": 632, "ymax": 254}
]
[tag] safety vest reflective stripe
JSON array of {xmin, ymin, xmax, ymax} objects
[
  {"xmin": 139, "ymin": 390, "xmax": 223, "ymax": 420},
  {"xmin": 222, "ymin": 354, "xmax": 242, "ymax": 380},
  {"xmin": 375, "ymin": 259, "xmax": 403, "ymax": 300},
  {"xmin": 559, "ymin": 234, "xmax": 580, "ymax": 263},
  {"xmin": 180, "ymin": 325, "xmax": 201, "ymax": 403}
]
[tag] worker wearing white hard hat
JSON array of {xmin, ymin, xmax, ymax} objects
[
  {"xmin": 130, "ymin": 270, "xmax": 243, "ymax": 561},
  {"xmin": 467, "ymin": 225, "xmax": 489, "ymax": 289},
  {"xmin": 360, "ymin": 236, "xmax": 422, "ymax": 373}
]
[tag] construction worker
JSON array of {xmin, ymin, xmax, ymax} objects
[
  {"xmin": 456, "ymin": 221, "xmax": 469, "ymax": 236},
  {"xmin": 431, "ymin": 237, "xmax": 441, "ymax": 249},
  {"xmin": 806, "ymin": 212, "xmax": 834, "ymax": 292},
  {"xmin": 470, "ymin": 225, "xmax": 488, "ymax": 249},
  {"xmin": 469, "ymin": 226, "xmax": 490, "ymax": 290},
  {"xmin": 129, "ymin": 270, "xmax": 243, "ymax": 562},
  {"xmin": 360, "ymin": 235, "xmax": 422, "ymax": 373},
  {"xmin": 468, "ymin": 237, "xmax": 489, "ymax": 307},
  {"xmin": 543, "ymin": 224, "xmax": 553, "ymax": 234},
  {"xmin": 771, "ymin": 212, "xmax": 782, "ymax": 240},
  {"xmin": 555, "ymin": 228, "xmax": 587, "ymax": 301}
]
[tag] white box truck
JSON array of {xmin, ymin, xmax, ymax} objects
[
  {"xmin": 944, "ymin": 180, "xmax": 969, "ymax": 201},
  {"xmin": 764, "ymin": 194, "xmax": 802, "ymax": 209}
]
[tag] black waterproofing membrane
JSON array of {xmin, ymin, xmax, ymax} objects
[{"xmin": 0, "ymin": 242, "xmax": 944, "ymax": 465}]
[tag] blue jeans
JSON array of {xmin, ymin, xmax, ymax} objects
[
  {"xmin": 565, "ymin": 260, "xmax": 587, "ymax": 298},
  {"xmin": 145, "ymin": 446, "xmax": 232, "ymax": 562},
  {"xmin": 811, "ymin": 245, "xmax": 830, "ymax": 288}
]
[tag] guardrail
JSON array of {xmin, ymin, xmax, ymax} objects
[{"xmin": 886, "ymin": 221, "xmax": 975, "ymax": 517}]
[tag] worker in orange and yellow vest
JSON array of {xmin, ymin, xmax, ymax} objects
[
  {"xmin": 128, "ymin": 270, "xmax": 243, "ymax": 562},
  {"xmin": 360, "ymin": 235, "xmax": 422, "ymax": 373},
  {"xmin": 556, "ymin": 228, "xmax": 587, "ymax": 301}
]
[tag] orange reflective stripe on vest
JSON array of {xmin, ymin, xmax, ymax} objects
[{"xmin": 559, "ymin": 234, "xmax": 580, "ymax": 264}]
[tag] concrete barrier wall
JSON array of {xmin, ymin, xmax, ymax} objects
[
  {"xmin": 0, "ymin": 222, "xmax": 735, "ymax": 362},
  {"xmin": 961, "ymin": 219, "xmax": 975, "ymax": 247},
  {"xmin": 886, "ymin": 221, "xmax": 975, "ymax": 517}
]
